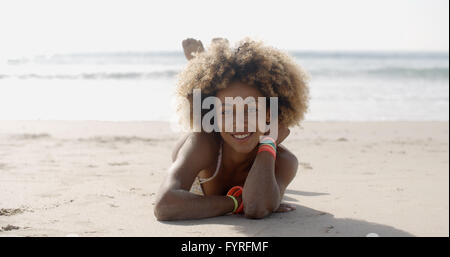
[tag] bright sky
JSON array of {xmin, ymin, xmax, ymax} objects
[{"xmin": 0, "ymin": 0, "xmax": 448, "ymax": 57}]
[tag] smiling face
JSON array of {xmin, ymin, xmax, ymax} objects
[{"xmin": 215, "ymin": 81, "xmax": 268, "ymax": 154}]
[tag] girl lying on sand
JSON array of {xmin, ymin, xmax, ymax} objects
[{"xmin": 154, "ymin": 38, "xmax": 309, "ymax": 220}]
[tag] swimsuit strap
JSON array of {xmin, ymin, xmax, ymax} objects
[{"xmin": 198, "ymin": 141, "xmax": 223, "ymax": 184}]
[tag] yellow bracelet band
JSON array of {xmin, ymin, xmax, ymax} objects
[{"xmin": 227, "ymin": 195, "xmax": 238, "ymax": 213}]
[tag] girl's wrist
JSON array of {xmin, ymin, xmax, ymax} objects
[
  {"xmin": 226, "ymin": 195, "xmax": 238, "ymax": 213},
  {"xmin": 258, "ymin": 136, "xmax": 277, "ymax": 159},
  {"xmin": 227, "ymin": 186, "xmax": 244, "ymax": 214}
]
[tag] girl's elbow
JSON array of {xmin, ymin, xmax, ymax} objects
[
  {"xmin": 154, "ymin": 201, "xmax": 170, "ymax": 221},
  {"xmin": 243, "ymin": 195, "xmax": 279, "ymax": 219},
  {"xmin": 244, "ymin": 203, "xmax": 272, "ymax": 219},
  {"xmin": 154, "ymin": 193, "xmax": 176, "ymax": 221},
  {"xmin": 154, "ymin": 201, "xmax": 182, "ymax": 221}
]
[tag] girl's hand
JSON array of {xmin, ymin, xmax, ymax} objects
[{"xmin": 273, "ymin": 202, "xmax": 296, "ymax": 213}]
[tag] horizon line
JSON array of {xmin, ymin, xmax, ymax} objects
[{"xmin": 3, "ymin": 49, "xmax": 449, "ymax": 59}]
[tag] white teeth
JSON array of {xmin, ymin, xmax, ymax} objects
[{"xmin": 233, "ymin": 133, "xmax": 250, "ymax": 139}]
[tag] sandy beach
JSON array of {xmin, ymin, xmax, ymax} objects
[{"xmin": 0, "ymin": 120, "xmax": 448, "ymax": 237}]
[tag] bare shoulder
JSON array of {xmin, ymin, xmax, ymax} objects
[
  {"xmin": 162, "ymin": 132, "xmax": 220, "ymax": 191},
  {"xmin": 275, "ymin": 145, "xmax": 299, "ymax": 182},
  {"xmin": 276, "ymin": 145, "xmax": 298, "ymax": 167},
  {"xmin": 175, "ymin": 132, "xmax": 220, "ymax": 167}
]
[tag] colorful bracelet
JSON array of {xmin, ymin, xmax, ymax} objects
[
  {"xmin": 227, "ymin": 186, "xmax": 244, "ymax": 214},
  {"xmin": 258, "ymin": 136, "xmax": 277, "ymax": 159},
  {"xmin": 227, "ymin": 195, "xmax": 238, "ymax": 213},
  {"xmin": 257, "ymin": 145, "xmax": 276, "ymax": 159},
  {"xmin": 260, "ymin": 136, "xmax": 276, "ymax": 145}
]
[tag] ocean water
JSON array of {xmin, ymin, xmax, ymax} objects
[{"xmin": 0, "ymin": 51, "xmax": 448, "ymax": 121}]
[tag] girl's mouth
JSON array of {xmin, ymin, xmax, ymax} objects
[{"xmin": 231, "ymin": 132, "xmax": 253, "ymax": 141}]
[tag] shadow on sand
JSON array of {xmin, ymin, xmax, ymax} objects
[{"xmin": 161, "ymin": 189, "xmax": 413, "ymax": 237}]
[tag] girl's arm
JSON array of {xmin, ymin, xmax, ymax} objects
[
  {"xmin": 242, "ymin": 132, "xmax": 298, "ymax": 219},
  {"xmin": 154, "ymin": 133, "xmax": 237, "ymax": 221}
]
